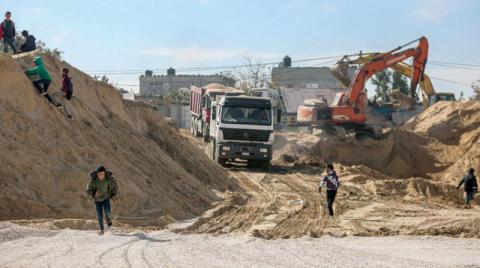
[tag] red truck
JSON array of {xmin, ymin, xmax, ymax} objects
[{"xmin": 190, "ymin": 84, "xmax": 244, "ymax": 141}]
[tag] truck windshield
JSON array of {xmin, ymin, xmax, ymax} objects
[{"xmin": 221, "ymin": 107, "xmax": 271, "ymax": 125}]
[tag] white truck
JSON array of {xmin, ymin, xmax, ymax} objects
[{"xmin": 207, "ymin": 95, "xmax": 275, "ymax": 171}]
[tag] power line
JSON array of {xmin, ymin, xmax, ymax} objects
[
  {"xmin": 429, "ymin": 76, "xmax": 473, "ymax": 87},
  {"xmin": 85, "ymin": 55, "xmax": 354, "ymax": 75},
  {"xmin": 430, "ymin": 60, "xmax": 480, "ymax": 68}
]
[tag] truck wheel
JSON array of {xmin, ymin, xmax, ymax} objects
[
  {"xmin": 259, "ymin": 160, "xmax": 271, "ymax": 172},
  {"xmin": 247, "ymin": 160, "xmax": 257, "ymax": 169}
]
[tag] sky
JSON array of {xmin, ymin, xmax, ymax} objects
[{"xmin": 4, "ymin": 0, "xmax": 480, "ymax": 97}]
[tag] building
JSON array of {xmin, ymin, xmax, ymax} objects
[
  {"xmin": 271, "ymin": 56, "xmax": 357, "ymax": 125},
  {"xmin": 271, "ymin": 56, "xmax": 356, "ymax": 89},
  {"xmin": 139, "ymin": 68, "xmax": 235, "ymax": 97}
]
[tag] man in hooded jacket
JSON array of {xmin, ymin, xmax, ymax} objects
[
  {"xmin": 319, "ymin": 164, "xmax": 340, "ymax": 217},
  {"xmin": 24, "ymin": 56, "xmax": 59, "ymax": 106}
]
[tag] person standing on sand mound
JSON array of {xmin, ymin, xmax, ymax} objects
[
  {"xmin": 319, "ymin": 164, "xmax": 340, "ymax": 217},
  {"xmin": 457, "ymin": 168, "xmax": 478, "ymax": 209},
  {"xmin": 86, "ymin": 166, "xmax": 119, "ymax": 235}
]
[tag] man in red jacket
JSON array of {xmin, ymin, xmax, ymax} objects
[{"xmin": 51, "ymin": 68, "xmax": 74, "ymax": 118}]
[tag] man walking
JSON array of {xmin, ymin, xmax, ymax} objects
[
  {"xmin": 457, "ymin": 168, "xmax": 478, "ymax": 208},
  {"xmin": 86, "ymin": 166, "xmax": 118, "ymax": 235},
  {"xmin": 1, "ymin": 11, "xmax": 17, "ymax": 54},
  {"xmin": 319, "ymin": 164, "xmax": 340, "ymax": 217}
]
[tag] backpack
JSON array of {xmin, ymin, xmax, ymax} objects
[
  {"xmin": 66, "ymin": 78, "xmax": 73, "ymax": 100},
  {"xmin": 0, "ymin": 23, "xmax": 3, "ymax": 39}
]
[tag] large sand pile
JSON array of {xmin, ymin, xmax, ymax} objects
[
  {"xmin": 276, "ymin": 101, "xmax": 480, "ymax": 180},
  {"xmin": 0, "ymin": 53, "xmax": 239, "ymax": 225}
]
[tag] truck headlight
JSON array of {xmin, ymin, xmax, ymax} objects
[
  {"xmin": 223, "ymin": 146, "xmax": 230, "ymax": 151},
  {"xmin": 268, "ymin": 133, "xmax": 275, "ymax": 143},
  {"xmin": 260, "ymin": 148, "xmax": 268, "ymax": 153}
]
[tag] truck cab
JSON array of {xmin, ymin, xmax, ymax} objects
[
  {"xmin": 429, "ymin": 93, "xmax": 456, "ymax": 106},
  {"xmin": 208, "ymin": 95, "xmax": 275, "ymax": 170}
]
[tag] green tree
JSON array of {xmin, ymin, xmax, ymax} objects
[
  {"xmin": 472, "ymin": 79, "xmax": 480, "ymax": 100},
  {"xmin": 392, "ymin": 71, "xmax": 409, "ymax": 95},
  {"xmin": 371, "ymin": 69, "xmax": 392, "ymax": 100}
]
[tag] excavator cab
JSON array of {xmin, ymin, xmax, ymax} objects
[{"xmin": 429, "ymin": 93, "xmax": 456, "ymax": 105}]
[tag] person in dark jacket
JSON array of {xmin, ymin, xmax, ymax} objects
[
  {"xmin": 51, "ymin": 68, "xmax": 73, "ymax": 118},
  {"xmin": 86, "ymin": 166, "xmax": 118, "ymax": 235},
  {"xmin": 457, "ymin": 168, "xmax": 478, "ymax": 208},
  {"xmin": 20, "ymin": 30, "xmax": 36, "ymax": 53},
  {"xmin": 319, "ymin": 164, "xmax": 340, "ymax": 217},
  {"xmin": 1, "ymin": 11, "xmax": 17, "ymax": 54}
]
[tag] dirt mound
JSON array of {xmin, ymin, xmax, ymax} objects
[
  {"xmin": 0, "ymin": 53, "xmax": 239, "ymax": 224},
  {"xmin": 279, "ymin": 101, "xmax": 480, "ymax": 180}
]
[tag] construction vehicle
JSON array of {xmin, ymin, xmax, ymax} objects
[
  {"xmin": 297, "ymin": 37, "xmax": 431, "ymax": 138},
  {"xmin": 207, "ymin": 95, "xmax": 275, "ymax": 170},
  {"xmin": 190, "ymin": 84, "xmax": 244, "ymax": 141},
  {"xmin": 190, "ymin": 84, "xmax": 274, "ymax": 170},
  {"xmin": 330, "ymin": 52, "xmax": 455, "ymax": 107}
]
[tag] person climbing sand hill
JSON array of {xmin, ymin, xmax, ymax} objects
[
  {"xmin": 86, "ymin": 166, "xmax": 119, "ymax": 235},
  {"xmin": 24, "ymin": 56, "xmax": 60, "ymax": 107},
  {"xmin": 1, "ymin": 11, "xmax": 17, "ymax": 54},
  {"xmin": 51, "ymin": 67, "xmax": 74, "ymax": 118}
]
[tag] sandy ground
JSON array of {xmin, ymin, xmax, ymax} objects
[{"xmin": 1, "ymin": 222, "xmax": 479, "ymax": 268}]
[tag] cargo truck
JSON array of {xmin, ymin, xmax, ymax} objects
[{"xmin": 206, "ymin": 95, "xmax": 275, "ymax": 171}]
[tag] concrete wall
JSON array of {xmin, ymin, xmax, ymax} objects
[{"xmin": 139, "ymin": 74, "xmax": 235, "ymax": 97}]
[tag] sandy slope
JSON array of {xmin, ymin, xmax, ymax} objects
[
  {"xmin": 0, "ymin": 53, "xmax": 239, "ymax": 224},
  {"xmin": 0, "ymin": 222, "xmax": 479, "ymax": 268}
]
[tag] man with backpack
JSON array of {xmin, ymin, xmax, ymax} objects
[
  {"xmin": 319, "ymin": 164, "xmax": 340, "ymax": 217},
  {"xmin": 457, "ymin": 168, "xmax": 478, "ymax": 208},
  {"xmin": 51, "ymin": 68, "xmax": 74, "ymax": 118},
  {"xmin": 25, "ymin": 56, "xmax": 60, "ymax": 106},
  {"xmin": 19, "ymin": 30, "xmax": 36, "ymax": 53},
  {"xmin": 1, "ymin": 11, "xmax": 18, "ymax": 54},
  {"xmin": 85, "ymin": 166, "xmax": 118, "ymax": 235}
]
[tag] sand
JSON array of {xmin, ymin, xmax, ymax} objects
[
  {"xmin": 0, "ymin": 53, "xmax": 240, "ymax": 225},
  {"xmin": 1, "ymin": 222, "xmax": 479, "ymax": 267}
]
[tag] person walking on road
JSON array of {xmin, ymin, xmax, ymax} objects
[
  {"xmin": 457, "ymin": 168, "xmax": 477, "ymax": 209},
  {"xmin": 1, "ymin": 11, "xmax": 18, "ymax": 54},
  {"xmin": 86, "ymin": 166, "xmax": 118, "ymax": 235},
  {"xmin": 319, "ymin": 164, "xmax": 340, "ymax": 217}
]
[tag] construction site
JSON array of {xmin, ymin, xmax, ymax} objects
[{"xmin": 1, "ymin": 2, "xmax": 480, "ymax": 267}]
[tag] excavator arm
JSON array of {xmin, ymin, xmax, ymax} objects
[
  {"xmin": 332, "ymin": 52, "xmax": 435, "ymax": 107},
  {"xmin": 340, "ymin": 37, "xmax": 429, "ymax": 107}
]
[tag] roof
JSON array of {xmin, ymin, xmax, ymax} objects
[
  {"xmin": 280, "ymin": 88, "xmax": 346, "ymax": 114},
  {"xmin": 271, "ymin": 66, "xmax": 356, "ymax": 88}
]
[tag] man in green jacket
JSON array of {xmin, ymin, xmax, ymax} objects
[
  {"xmin": 25, "ymin": 56, "xmax": 58, "ymax": 106},
  {"xmin": 86, "ymin": 166, "xmax": 119, "ymax": 235}
]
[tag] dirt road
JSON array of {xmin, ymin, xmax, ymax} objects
[
  {"xmin": 182, "ymin": 130, "xmax": 480, "ymax": 239},
  {"xmin": 1, "ymin": 222, "xmax": 479, "ymax": 267}
]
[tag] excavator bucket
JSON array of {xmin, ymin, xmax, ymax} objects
[{"xmin": 329, "ymin": 62, "xmax": 351, "ymax": 87}]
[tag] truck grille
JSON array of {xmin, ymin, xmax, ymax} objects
[{"xmin": 221, "ymin": 128, "xmax": 271, "ymax": 142}]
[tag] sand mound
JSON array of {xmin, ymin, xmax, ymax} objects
[
  {"xmin": 0, "ymin": 53, "xmax": 239, "ymax": 224},
  {"xmin": 278, "ymin": 101, "xmax": 480, "ymax": 180}
]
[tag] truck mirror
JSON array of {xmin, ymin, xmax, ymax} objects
[{"xmin": 277, "ymin": 109, "xmax": 282, "ymax": 123}]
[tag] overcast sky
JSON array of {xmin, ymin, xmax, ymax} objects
[{"xmin": 4, "ymin": 0, "xmax": 479, "ymax": 97}]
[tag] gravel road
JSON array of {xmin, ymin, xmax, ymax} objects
[{"xmin": 0, "ymin": 222, "xmax": 479, "ymax": 267}]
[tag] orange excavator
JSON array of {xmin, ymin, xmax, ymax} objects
[{"xmin": 297, "ymin": 37, "xmax": 429, "ymax": 138}]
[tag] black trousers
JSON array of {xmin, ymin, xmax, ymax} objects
[
  {"xmin": 326, "ymin": 190, "xmax": 337, "ymax": 216},
  {"xmin": 33, "ymin": 79, "xmax": 55, "ymax": 104}
]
